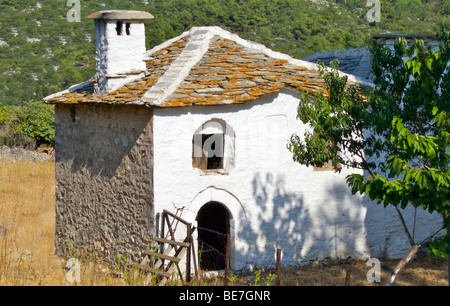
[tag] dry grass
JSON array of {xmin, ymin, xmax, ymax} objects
[
  {"xmin": 0, "ymin": 159, "xmax": 448, "ymax": 286},
  {"xmin": 201, "ymin": 256, "xmax": 448, "ymax": 286},
  {"xmin": 0, "ymin": 159, "xmax": 141, "ymax": 286},
  {"xmin": 0, "ymin": 159, "xmax": 61, "ymax": 285},
  {"xmin": 276, "ymin": 257, "xmax": 448, "ymax": 286}
]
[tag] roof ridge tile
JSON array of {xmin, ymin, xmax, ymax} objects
[{"xmin": 141, "ymin": 28, "xmax": 217, "ymax": 106}]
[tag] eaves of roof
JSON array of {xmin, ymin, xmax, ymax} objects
[{"xmin": 44, "ymin": 27, "xmax": 373, "ymax": 108}]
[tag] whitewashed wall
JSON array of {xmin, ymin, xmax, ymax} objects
[
  {"xmin": 94, "ymin": 19, "xmax": 147, "ymax": 93},
  {"xmin": 152, "ymin": 88, "xmax": 443, "ymax": 271}
]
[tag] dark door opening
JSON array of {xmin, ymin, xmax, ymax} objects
[{"xmin": 196, "ymin": 202, "xmax": 230, "ymax": 271}]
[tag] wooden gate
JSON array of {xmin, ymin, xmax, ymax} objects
[{"xmin": 139, "ymin": 209, "xmax": 197, "ymax": 286}]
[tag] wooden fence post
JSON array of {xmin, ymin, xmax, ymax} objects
[
  {"xmin": 186, "ymin": 224, "xmax": 191, "ymax": 284},
  {"xmin": 190, "ymin": 236, "xmax": 198, "ymax": 282},
  {"xmin": 155, "ymin": 213, "xmax": 160, "ymax": 238},
  {"xmin": 225, "ymin": 233, "xmax": 230, "ymax": 286},
  {"xmin": 345, "ymin": 269, "xmax": 351, "ymax": 286},
  {"xmin": 276, "ymin": 248, "xmax": 281, "ymax": 286}
]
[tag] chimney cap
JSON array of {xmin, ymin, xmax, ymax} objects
[{"xmin": 87, "ymin": 10, "xmax": 154, "ymax": 20}]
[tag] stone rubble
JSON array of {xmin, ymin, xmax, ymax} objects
[{"xmin": 0, "ymin": 145, "xmax": 54, "ymax": 162}]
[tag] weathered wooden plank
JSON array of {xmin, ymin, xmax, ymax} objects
[
  {"xmin": 144, "ymin": 250, "xmax": 182, "ymax": 263},
  {"xmin": 141, "ymin": 213, "xmax": 197, "ymax": 286},
  {"xmin": 154, "ymin": 237, "xmax": 190, "ymax": 247},
  {"xmin": 139, "ymin": 265, "xmax": 174, "ymax": 278},
  {"xmin": 163, "ymin": 209, "xmax": 191, "ymax": 226},
  {"xmin": 151, "ymin": 243, "xmax": 174, "ymax": 270},
  {"xmin": 159, "ymin": 249, "xmax": 187, "ymax": 286}
]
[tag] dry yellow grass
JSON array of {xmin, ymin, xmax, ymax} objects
[
  {"xmin": 0, "ymin": 159, "xmax": 62, "ymax": 285},
  {"xmin": 204, "ymin": 256, "xmax": 448, "ymax": 286},
  {"xmin": 0, "ymin": 159, "xmax": 448, "ymax": 286},
  {"xmin": 277, "ymin": 257, "xmax": 448, "ymax": 286},
  {"xmin": 0, "ymin": 159, "xmax": 143, "ymax": 286}
]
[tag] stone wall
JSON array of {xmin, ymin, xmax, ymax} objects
[
  {"xmin": 0, "ymin": 145, "xmax": 54, "ymax": 162},
  {"xmin": 54, "ymin": 103, "xmax": 154, "ymax": 265}
]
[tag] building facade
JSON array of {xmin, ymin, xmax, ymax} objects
[{"xmin": 44, "ymin": 11, "xmax": 443, "ymax": 270}]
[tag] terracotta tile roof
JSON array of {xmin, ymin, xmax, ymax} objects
[{"xmin": 44, "ymin": 27, "xmax": 373, "ymax": 107}]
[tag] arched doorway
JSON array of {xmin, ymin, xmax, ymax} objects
[{"xmin": 196, "ymin": 202, "xmax": 230, "ymax": 271}]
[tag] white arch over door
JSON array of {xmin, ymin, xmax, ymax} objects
[
  {"xmin": 186, "ymin": 186, "xmax": 246, "ymax": 271},
  {"xmin": 188, "ymin": 186, "xmax": 245, "ymax": 221}
]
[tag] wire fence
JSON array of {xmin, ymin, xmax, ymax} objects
[
  {"xmin": 159, "ymin": 201, "xmax": 382, "ymax": 267},
  {"xmin": 192, "ymin": 224, "xmax": 373, "ymax": 273},
  {"xmin": 158, "ymin": 208, "xmax": 281, "ymax": 271},
  {"xmin": 153, "ymin": 208, "xmax": 373, "ymax": 285}
]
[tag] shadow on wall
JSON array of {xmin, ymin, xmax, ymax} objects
[
  {"xmin": 235, "ymin": 172, "xmax": 372, "ymax": 269},
  {"xmin": 54, "ymin": 104, "xmax": 154, "ymax": 263},
  {"xmin": 56, "ymin": 104, "xmax": 153, "ymax": 178}
]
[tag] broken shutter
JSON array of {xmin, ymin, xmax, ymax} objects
[{"xmin": 192, "ymin": 134, "xmax": 205, "ymax": 169}]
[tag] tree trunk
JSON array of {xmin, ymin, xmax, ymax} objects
[
  {"xmin": 447, "ymin": 252, "xmax": 450, "ymax": 287},
  {"xmin": 447, "ymin": 226, "xmax": 450, "ymax": 287},
  {"xmin": 387, "ymin": 245, "xmax": 420, "ymax": 286}
]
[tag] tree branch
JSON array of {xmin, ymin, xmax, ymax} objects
[{"xmin": 395, "ymin": 206, "xmax": 416, "ymax": 247}]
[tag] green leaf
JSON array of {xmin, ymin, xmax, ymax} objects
[
  {"xmin": 427, "ymin": 146, "xmax": 436, "ymax": 159},
  {"xmin": 425, "ymin": 58, "xmax": 433, "ymax": 70}
]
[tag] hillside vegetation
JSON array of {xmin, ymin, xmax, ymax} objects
[
  {"xmin": 0, "ymin": 0, "xmax": 448, "ymax": 149},
  {"xmin": 0, "ymin": 0, "xmax": 448, "ymax": 107}
]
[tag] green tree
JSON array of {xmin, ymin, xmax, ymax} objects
[
  {"xmin": 7, "ymin": 101, "xmax": 55, "ymax": 148},
  {"xmin": 288, "ymin": 30, "xmax": 450, "ymax": 285},
  {"xmin": 389, "ymin": 0, "xmax": 423, "ymax": 19}
]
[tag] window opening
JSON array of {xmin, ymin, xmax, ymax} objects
[
  {"xmin": 116, "ymin": 21, "xmax": 123, "ymax": 36},
  {"xmin": 193, "ymin": 133, "xmax": 224, "ymax": 171},
  {"xmin": 70, "ymin": 106, "xmax": 76, "ymax": 123}
]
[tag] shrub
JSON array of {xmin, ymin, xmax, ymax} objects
[
  {"xmin": 16, "ymin": 101, "xmax": 55, "ymax": 147},
  {"xmin": 0, "ymin": 101, "xmax": 55, "ymax": 148},
  {"xmin": 0, "ymin": 105, "xmax": 7, "ymax": 125}
]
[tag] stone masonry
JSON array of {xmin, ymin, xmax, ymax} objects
[{"xmin": 54, "ymin": 103, "xmax": 154, "ymax": 264}]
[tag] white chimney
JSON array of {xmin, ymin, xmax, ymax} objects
[{"xmin": 87, "ymin": 10, "xmax": 154, "ymax": 94}]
